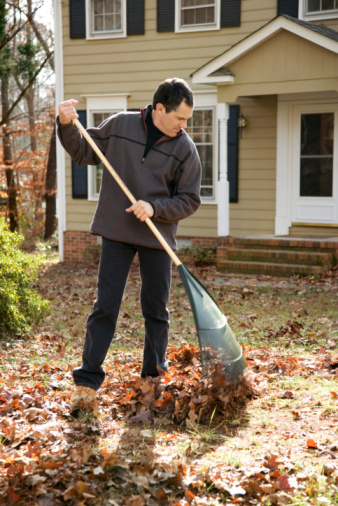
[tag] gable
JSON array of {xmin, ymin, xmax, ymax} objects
[
  {"xmin": 232, "ymin": 30, "xmax": 338, "ymax": 85},
  {"xmin": 192, "ymin": 14, "xmax": 338, "ymax": 101},
  {"xmin": 192, "ymin": 15, "xmax": 338, "ymax": 84}
]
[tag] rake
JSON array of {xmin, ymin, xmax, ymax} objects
[{"xmin": 73, "ymin": 118, "xmax": 246, "ymax": 383}]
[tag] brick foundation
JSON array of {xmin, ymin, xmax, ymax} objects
[
  {"xmin": 62, "ymin": 232, "xmax": 218, "ymax": 263},
  {"xmin": 63, "ymin": 231, "xmax": 98, "ymax": 262}
]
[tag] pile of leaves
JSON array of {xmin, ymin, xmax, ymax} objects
[{"xmin": 101, "ymin": 343, "xmax": 256, "ymax": 427}]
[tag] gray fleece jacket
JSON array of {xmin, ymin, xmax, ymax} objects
[{"xmin": 57, "ymin": 106, "xmax": 202, "ymax": 250}]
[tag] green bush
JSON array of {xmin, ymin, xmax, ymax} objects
[
  {"xmin": 179, "ymin": 242, "xmax": 217, "ymax": 266},
  {"xmin": 0, "ymin": 219, "xmax": 50, "ymax": 337}
]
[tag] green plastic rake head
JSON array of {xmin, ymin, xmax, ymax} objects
[{"xmin": 178, "ymin": 264, "xmax": 246, "ymax": 382}]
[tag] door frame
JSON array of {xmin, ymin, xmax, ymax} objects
[
  {"xmin": 291, "ymin": 103, "xmax": 338, "ymax": 225},
  {"xmin": 275, "ymin": 95, "xmax": 338, "ymax": 236}
]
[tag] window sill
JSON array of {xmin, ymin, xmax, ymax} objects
[
  {"xmin": 300, "ymin": 11, "xmax": 338, "ymax": 21},
  {"xmin": 86, "ymin": 32, "xmax": 127, "ymax": 40}
]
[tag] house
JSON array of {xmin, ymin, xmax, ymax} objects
[{"xmin": 54, "ymin": 0, "xmax": 338, "ymax": 272}]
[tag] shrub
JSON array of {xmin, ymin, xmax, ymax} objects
[
  {"xmin": 179, "ymin": 242, "xmax": 217, "ymax": 266},
  {"xmin": 0, "ymin": 219, "xmax": 50, "ymax": 337}
]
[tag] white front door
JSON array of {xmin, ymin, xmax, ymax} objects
[{"xmin": 292, "ymin": 103, "xmax": 338, "ymax": 225}]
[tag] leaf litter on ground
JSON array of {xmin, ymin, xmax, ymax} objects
[{"xmin": 0, "ymin": 257, "xmax": 337, "ymax": 505}]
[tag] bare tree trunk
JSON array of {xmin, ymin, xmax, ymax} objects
[
  {"xmin": 1, "ymin": 75, "xmax": 18, "ymax": 231},
  {"xmin": 44, "ymin": 123, "xmax": 56, "ymax": 240}
]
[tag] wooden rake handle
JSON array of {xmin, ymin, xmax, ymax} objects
[{"xmin": 72, "ymin": 118, "xmax": 182, "ymax": 267}]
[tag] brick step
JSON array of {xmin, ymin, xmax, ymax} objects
[
  {"xmin": 216, "ymin": 259, "xmax": 325, "ymax": 276},
  {"xmin": 219, "ymin": 247, "xmax": 333, "ymax": 266},
  {"xmin": 220, "ymin": 236, "xmax": 338, "ymax": 254}
]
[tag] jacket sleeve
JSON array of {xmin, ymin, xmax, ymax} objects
[
  {"xmin": 149, "ymin": 140, "xmax": 202, "ymax": 223},
  {"xmin": 56, "ymin": 115, "xmax": 112, "ymax": 166}
]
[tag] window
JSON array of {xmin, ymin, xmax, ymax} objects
[
  {"xmin": 300, "ymin": 0, "xmax": 338, "ymax": 19},
  {"xmin": 175, "ymin": 0, "xmax": 220, "ymax": 33},
  {"xmin": 86, "ymin": 0, "xmax": 126, "ymax": 39},
  {"xmin": 307, "ymin": 0, "xmax": 338, "ymax": 12},
  {"xmin": 186, "ymin": 108, "xmax": 214, "ymax": 198},
  {"xmin": 84, "ymin": 94, "xmax": 129, "ymax": 199}
]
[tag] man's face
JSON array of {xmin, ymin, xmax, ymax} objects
[{"xmin": 153, "ymin": 100, "xmax": 193, "ymax": 137}]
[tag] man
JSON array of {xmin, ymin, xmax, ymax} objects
[{"xmin": 57, "ymin": 78, "xmax": 201, "ymax": 415}]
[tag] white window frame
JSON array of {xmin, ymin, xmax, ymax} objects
[
  {"xmin": 85, "ymin": 0, "xmax": 127, "ymax": 40},
  {"xmin": 299, "ymin": 0, "xmax": 338, "ymax": 21},
  {"xmin": 189, "ymin": 92, "xmax": 218, "ymax": 203},
  {"xmin": 82, "ymin": 94, "xmax": 129, "ymax": 200},
  {"xmin": 175, "ymin": 0, "xmax": 220, "ymax": 33}
]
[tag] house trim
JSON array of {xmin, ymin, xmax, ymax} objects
[{"xmin": 54, "ymin": 0, "xmax": 66, "ymax": 261}]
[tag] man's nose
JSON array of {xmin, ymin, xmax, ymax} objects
[{"xmin": 179, "ymin": 120, "xmax": 187, "ymax": 129}]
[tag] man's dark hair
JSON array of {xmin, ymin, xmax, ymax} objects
[{"xmin": 153, "ymin": 78, "xmax": 194, "ymax": 113}]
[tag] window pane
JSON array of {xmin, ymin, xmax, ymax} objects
[
  {"xmin": 300, "ymin": 158, "xmax": 333, "ymax": 196},
  {"xmin": 93, "ymin": 112, "xmax": 111, "ymax": 127},
  {"xmin": 96, "ymin": 163, "xmax": 104, "ymax": 194},
  {"xmin": 94, "ymin": 0, "xmax": 103, "ymax": 14},
  {"xmin": 307, "ymin": 0, "xmax": 320, "ymax": 11},
  {"xmin": 115, "ymin": 13, "xmax": 121, "ymax": 29},
  {"xmin": 105, "ymin": 0, "xmax": 114, "ymax": 12},
  {"xmin": 301, "ymin": 113, "xmax": 333, "ymax": 156},
  {"xmin": 300, "ymin": 113, "xmax": 334, "ymax": 197},
  {"xmin": 105, "ymin": 14, "xmax": 115, "ymax": 30},
  {"xmin": 195, "ymin": 6, "xmax": 214, "ymax": 23},
  {"xmin": 94, "ymin": 15, "xmax": 104, "ymax": 31},
  {"xmin": 182, "ymin": 9, "xmax": 195, "ymax": 24},
  {"xmin": 322, "ymin": 0, "xmax": 335, "ymax": 9}
]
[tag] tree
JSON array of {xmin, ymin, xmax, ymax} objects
[{"xmin": 0, "ymin": 0, "xmax": 55, "ymax": 238}]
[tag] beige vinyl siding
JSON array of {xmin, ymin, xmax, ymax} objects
[
  {"xmin": 229, "ymin": 96, "xmax": 277, "ymax": 236},
  {"xmin": 178, "ymin": 205, "xmax": 218, "ymax": 238},
  {"xmin": 62, "ymin": 0, "xmax": 279, "ymax": 236}
]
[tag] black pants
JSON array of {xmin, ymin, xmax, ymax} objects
[{"xmin": 73, "ymin": 238, "xmax": 172, "ymax": 390}]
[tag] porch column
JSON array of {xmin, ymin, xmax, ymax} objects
[
  {"xmin": 275, "ymin": 99, "xmax": 291, "ymax": 235},
  {"xmin": 217, "ymin": 103, "xmax": 230, "ymax": 236}
]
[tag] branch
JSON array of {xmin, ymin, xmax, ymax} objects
[
  {"xmin": 0, "ymin": 19, "xmax": 29, "ymax": 51},
  {"xmin": 30, "ymin": 18, "xmax": 54, "ymax": 71},
  {"xmin": 0, "ymin": 54, "xmax": 49, "ymax": 127}
]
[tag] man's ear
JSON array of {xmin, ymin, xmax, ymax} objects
[{"xmin": 155, "ymin": 103, "xmax": 166, "ymax": 114}]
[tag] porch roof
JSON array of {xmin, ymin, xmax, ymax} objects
[{"xmin": 192, "ymin": 15, "xmax": 338, "ymax": 102}]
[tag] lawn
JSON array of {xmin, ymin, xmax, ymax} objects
[{"xmin": 0, "ymin": 251, "xmax": 337, "ymax": 505}]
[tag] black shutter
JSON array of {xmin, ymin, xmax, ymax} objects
[
  {"xmin": 277, "ymin": 0, "xmax": 299, "ymax": 17},
  {"xmin": 227, "ymin": 105, "xmax": 239, "ymax": 203},
  {"xmin": 157, "ymin": 0, "xmax": 175, "ymax": 32},
  {"xmin": 72, "ymin": 111, "xmax": 88, "ymax": 199},
  {"xmin": 127, "ymin": 0, "xmax": 145, "ymax": 35},
  {"xmin": 221, "ymin": 0, "xmax": 241, "ymax": 28},
  {"xmin": 69, "ymin": 0, "xmax": 86, "ymax": 39}
]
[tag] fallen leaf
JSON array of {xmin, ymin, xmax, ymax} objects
[{"xmin": 306, "ymin": 439, "xmax": 318, "ymax": 449}]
